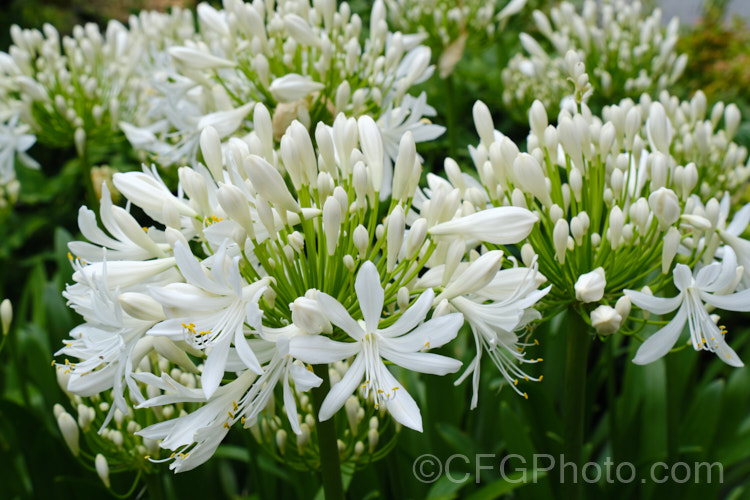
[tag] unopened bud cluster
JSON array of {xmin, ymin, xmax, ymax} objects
[{"xmin": 502, "ymin": 0, "xmax": 687, "ymax": 119}]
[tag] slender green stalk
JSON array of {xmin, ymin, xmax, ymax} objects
[
  {"xmin": 144, "ymin": 473, "xmax": 165, "ymax": 500},
  {"xmin": 311, "ymin": 364, "xmax": 344, "ymax": 500},
  {"xmin": 563, "ymin": 310, "xmax": 590, "ymax": 500},
  {"xmin": 443, "ymin": 73, "xmax": 458, "ymax": 159},
  {"xmin": 606, "ymin": 336, "xmax": 617, "ymax": 463}
]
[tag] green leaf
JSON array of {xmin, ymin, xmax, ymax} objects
[{"xmin": 465, "ymin": 471, "xmax": 547, "ymax": 500}]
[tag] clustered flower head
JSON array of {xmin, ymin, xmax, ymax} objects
[
  {"xmin": 56, "ymin": 101, "xmax": 547, "ymax": 472},
  {"xmin": 502, "ymin": 0, "xmax": 687, "ymax": 120},
  {"xmin": 460, "ymin": 51, "xmax": 750, "ymax": 366},
  {"xmin": 384, "ymin": 0, "xmax": 527, "ymax": 78},
  {"xmin": 0, "ymin": 21, "xmax": 142, "ymax": 156},
  {"xmin": 121, "ymin": 0, "xmax": 444, "ymax": 176}
]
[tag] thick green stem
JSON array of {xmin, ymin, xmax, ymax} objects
[
  {"xmin": 311, "ymin": 364, "xmax": 344, "ymax": 500},
  {"xmin": 563, "ymin": 310, "xmax": 590, "ymax": 500}
]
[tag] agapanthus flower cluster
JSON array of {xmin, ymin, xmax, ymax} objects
[
  {"xmin": 56, "ymin": 103, "xmax": 547, "ymax": 473},
  {"xmin": 434, "ymin": 51, "xmax": 750, "ymax": 368},
  {"xmin": 121, "ymin": 0, "xmax": 443, "ymax": 176},
  {"xmin": 384, "ymin": 0, "xmax": 527, "ymax": 78},
  {"xmin": 0, "ymin": 21, "xmax": 142, "ymax": 157},
  {"xmin": 501, "ymin": 0, "xmax": 687, "ymax": 120}
]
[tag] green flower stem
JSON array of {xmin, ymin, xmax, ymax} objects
[
  {"xmin": 563, "ymin": 309, "xmax": 590, "ymax": 500},
  {"xmin": 311, "ymin": 364, "xmax": 345, "ymax": 500},
  {"xmin": 144, "ymin": 472, "xmax": 165, "ymax": 500},
  {"xmin": 444, "ymin": 73, "xmax": 458, "ymax": 159}
]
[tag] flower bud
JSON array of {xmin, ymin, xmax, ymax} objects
[
  {"xmin": 473, "ymin": 100, "xmax": 495, "ymax": 146},
  {"xmin": 1, "ymin": 298, "xmax": 11, "ymax": 335},
  {"xmin": 200, "ymin": 126, "xmax": 224, "ymax": 181},
  {"xmin": 218, "ymin": 183, "xmax": 255, "ymax": 239},
  {"xmin": 529, "ymin": 100, "xmax": 548, "ymax": 140},
  {"xmin": 292, "ymin": 296, "xmax": 332, "ymax": 334},
  {"xmin": 269, "ymin": 73, "xmax": 324, "ymax": 103},
  {"xmin": 648, "ymin": 187, "xmax": 680, "ymax": 230},
  {"xmin": 95, "ymin": 454, "xmax": 110, "ymax": 488},
  {"xmin": 554, "ymin": 218, "xmax": 569, "ymax": 264},
  {"xmin": 575, "ymin": 267, "xmax": 606, "ymax": 303},
  {"xmin": 406, "ymin": 218, "xmax": 427, "ymax": 257},
  {"xmin": 386, "ymin": 205, "xmax": 405, "ymax": 271},
  {"xmin": 513, "ymin": 153, "xmax": 552, "ymax": 206},
  {"xmin": 662, "ymin": 227, "xmax": 680, "ymax": 273},
  {"xmin": 57, "ymin": 412, "xmax": 80, "ymax": 456},
  {"xmin": 323, "ymin": 196, "xmax": 342, "ymax": 255},
  {"xmin": 591, "ymin": 305, "xmax": 622, "ymax": 335},
  {"xmin": 615, "ymin": 295, "xmax": 631, "ymax": 319}
]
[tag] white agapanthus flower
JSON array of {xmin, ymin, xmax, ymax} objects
[
  {"xmin": 290, "ymin": 261, "xmax": 464, "ymax": 431},
  {"xmin": 625, "ymin": 247, "xmax": 750, "ymax": 366}
]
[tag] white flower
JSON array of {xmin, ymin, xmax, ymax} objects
[
  {"xmin": 590, "ymin": 305, "xmax": 622, "ymax": 335},
  {"xmin": 137, "ymin": 332, "xmax": 321, "ymax": 472},
  {"xmin": 428, "ymin": 207, "xmax": 538, "ymax": 245},
  {"xmin": 574, "ymin": 267, "xmax": 606, "ymax": 303},
  {"xmin": 147, "ymin": 242, "xmax": 269, "ymax": 398},
  {"xmin": 0, "ymin": 113, "xmax": 39, "ymax": 183},
  {"xmin": 625, "ymin": 247, "xmax": 750, "ymax": 366},
  {"xmin": 289, "ymin": 261, "xmax": 463, "ymax": 431}
]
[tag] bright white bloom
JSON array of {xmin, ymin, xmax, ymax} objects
[
  {"xmin": 625, "ymin": 248, "xmax": 750, "ymax": 366},
  {"xmin": 289, "ymin": 262, "xmax": 463, "ymax": 431},
  {"xmin": 575, "ymin": 268, "xmax": 606, "ymax": 303},
  {"xmin": 590, "ymin": 305, "xmax": 622, "ymax": 335}
]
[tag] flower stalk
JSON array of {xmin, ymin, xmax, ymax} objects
[
  {"xmin": 311, "ymin": 364, "xmax": 345, "ymax": 500},
  {"xmin": 563, "ymin": 310, "xmax": 589, "ymax": 500}
]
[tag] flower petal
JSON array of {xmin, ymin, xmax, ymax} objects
[
  {"xmin": 355, "ymin": 261, "xmax": 384, "ymax": 334},
  {"xmin": 379, "ymin": 347, "xmax": 462, "ymax": 375},
  {"xmin": 624, "ymin": 289, "xmax": 682, "ymax": 315},
  {"xmin": 319, "ymin": 354, "xmax": 365, "ymax": 421},
  {"xmin": 317, "ymin": 293, "xmax": 364, "ymax": 340},
  {"xmin": 632, "ymin": 303, "xmax": 688, "ymax": 365},
  {"xmin": 700, "ymin": 288, "xmax": 750, "ymax": 312},
  {"xmin": 379, "ymin": 289, "xmax": 433, "ymax": 338},
  {"xmin": 379, "ymin": 367, "xmax": 423, "ymax": 432},
  {"xmin": 384, "ymin": 313, "xmax": 463, "ymax": 351},
  {"xmin": 288, "ymin": 334, "xmax": 360, "ymax": 364},
  {"xmin": 201, "ymin": 336, "xmax": 231, "ymax": 398}
]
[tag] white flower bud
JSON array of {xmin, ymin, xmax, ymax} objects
[
  {"xmin": 529, "ymin": 100, "xmax": 548, "ymax": 140},
  {"xmin": 392, "ymin": 132, "xmax": 416, "ymax": 201},
  {"xmin": 570, "ymin": 216, "xmax": 585, "ymax": 245},
  {"xmin": 473, "ymin": 100, "xmax": 495, "ymax": 146},
  {"xmin": 323, "ymin": 196, "xmax": 342, "ymax": 255},
  {"xmin": 245, "ymin": 155, "xmax": 301, "ymax": 214},
  {"xmin": 439, "ymin": 250, "xmax": 503, "ymax": 300},
  {"xmin": 292, "ymin": 295, "xmax": 332, "ymax": 334},
  {"xmin": 200, "ymin": 126, "xmax": 224, "ymax": 181},
  {"xmin": 95, "ymin": 454, "xmax": 110, "ymax": 488},
  {"xmin": 648, "ymin": 187, "xmax": 680, "ymax": 230},
  {"xmin": 118, "ymin": 292, "xmax": 165, "ymax": 322},
  {"xmin": 269, "ymin": 73, "xmax": 325, "ymax": 103},
  {"xmin": 591, "ymin": 305, "xmax": 622, "ymax": 335},
  {"xmin": 1, "ymin": 299, "xmax": 11, "ymax": 335},
  {"xmin": 521, "ymin": 243, "xmax": 536, "ymax": 267},
  {"xmin": 650, "ymin": 152, "xmax": 668, "ymax": 190},
  {"xmin": 513, "ymin": 153, "xmax": 552, "ymax": 206},
  {"xmin": 57, "ymin": 412, "xmax": 79, "ymax": 456},
  {"xmin": 554, "ymin": 218, "xmax": 569, "ymax": 264},
  {"xmin": 358, "ymin": 115, "xmax": 384, "ymax": 193},
  {"xmin": 599, "ymin": 122, "xmax": 616, "ymax": 156},
  {"xmin": 276, "ymin": 429, "xmax": 287, "ymax": 454},
  {"xmin": 406, "ymin": 218, "xmax": 427, "ymax": 257},
  {"xmin": 615, "ymin": 295, "xmax": 631, "ymax": 319},
  {"xmin": 345, "ymin": 395, "xmax": 360, "ymax": 433},
  {"xmin": 386, "ymin": 206, "xmax": 405, "ymax": 271},
  {"xmin": 725, "ymin": 103, "xmax": 741, "ymax": 140},
  {"xmin": 353, "ymin": 225, "xmax": 369, "ymax": 259},
  {"xmin": 569, "ymin": 168, "xmax": 583, "ymax": 202},
  {"xmin": 169, "ymin": 46, "xmax": 236, "ymax": 69},
  {"xmin": 218, "ymin": 183, "xmax": 255, "ymax": 239},
  {"xmin": 441, "ymin": 239, "xmax": 466, "ymax": 287},
  {"xmin": 397, "ymin": 287, "xmax": 411, "ymax": 312},
  {"xmin": 575, "ymin": 267, "xmax": 606, "ymax": 303},
  {"xmin": 662, "ymin": 227, "xmax": 681, "ymax": 273},
  {"xmin": 646, "ymin": 102, "xmax": 672, "ymax": 154}
]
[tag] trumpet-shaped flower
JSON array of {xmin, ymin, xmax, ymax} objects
[
  {"xmin": 625, "ymin": 247, "xmax": 750, "ymax": 367},
  {"xmin": 289, "ymin": 261, "xmax": 463, "ymax": 432}
]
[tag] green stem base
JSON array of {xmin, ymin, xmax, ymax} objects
[
  {"xmin": 563, "ymin": 310, "xmax": 590, "ymax": 500},
  {"xmin": 311, "ymin": 364, "xmax": 344, "ymax": 500}
]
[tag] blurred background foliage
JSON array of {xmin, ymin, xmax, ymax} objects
[{"xmin": 1, "ymin": 0, "xmax": 749, "ymax": 499}]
